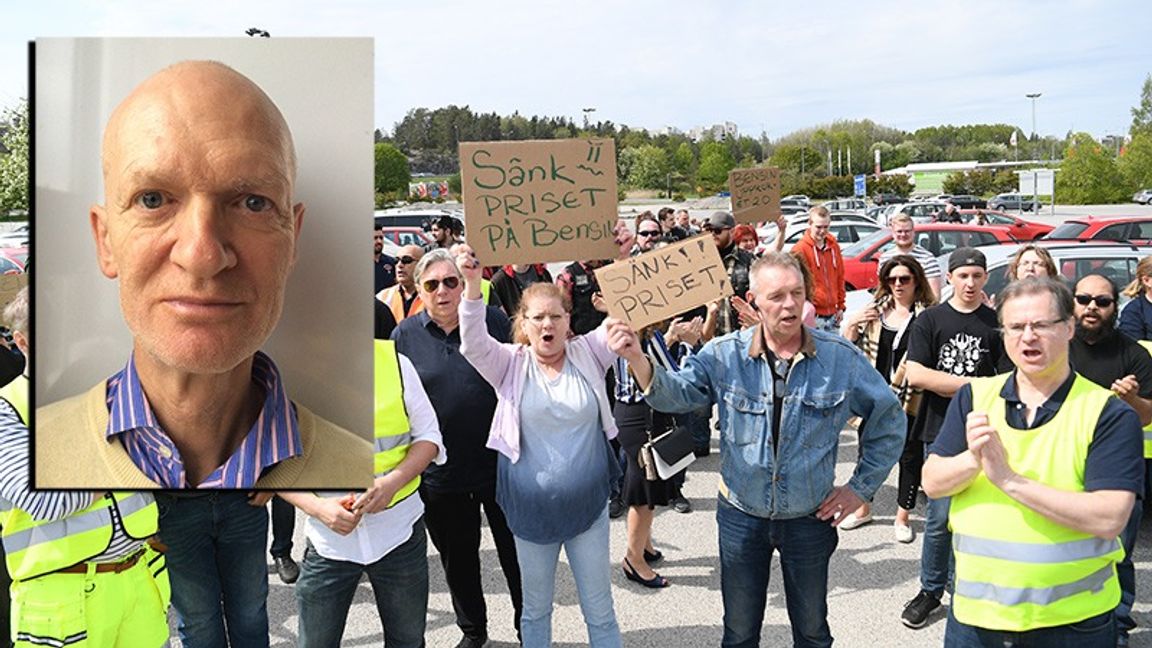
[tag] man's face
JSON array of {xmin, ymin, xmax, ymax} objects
[
  {"xmin": 430, "ymin": 223, "xmax": 450, "ymax": 245},
  {"xmin": 1000, "ymin": 291, "xmax": 1072, "ymax": 377},
  {"xmin": 374, "ymin": 230, "xmax": 383, "ymax": 255},
  {"xmin": 395, "ymin": 245, "xmax": 423, "ymax": 288},
  {"xmin": 706, "ymin": 223, "xmax": 732, "ymax": 249},
  {"xmin": 808, "ymin": 215, "xmax": 830, "ymax": 243},
  {"xmin": 660, "ymin": 212, "xmax": 674, "ymax": 232},
  {"xmin": 636, "ymin": 222, "xmax": 662, "ymax": 252},
  {"xmin": 676, "ymin": 211, "xmax": 690, "ymax": 229},
  {"xmin": 749, "ymin": 265, "xmax": 805, "ymax": 342},
  {"xmin": 948, "ymin": 266, "xmax": 987, "ymax": 307},
  {"xmin": 91, "ymin": 63, "xmax": 303, "ymax": 375},
  {"xmin": 891, "ymin": 221, "xmax": 915, "ymax": 248},
  {"xmin": 1074, "ymin": 275, "xmax": 1117, "ymax": 339},
  {"xmin": 417, "ymin": 261, "xmax": 463, "ymax": 323}
]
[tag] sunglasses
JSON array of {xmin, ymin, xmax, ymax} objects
[
  {"xmin": 422, "ymin": 276, "xmax": 461, "ymax": 292},
  {"xmin": 704, "ymin": 226, "xmax": 730, "ymax": 234},
  {"xmin": 637, "ymin": 230, "xmax": 662, "ymax": 238},
  {"xmin": 1074, "ymin": 294, "xmax": 1114, "ymax": 308},
  {"xmin": 887, "ymin": 275, "xmax": 914, "ymax": 285},
  {"xmin": 397, "ymin": 255, "xmax": 417, "ymax": 265}
]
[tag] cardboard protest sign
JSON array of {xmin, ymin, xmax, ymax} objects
[
  {"xmin": 595, "ymin": 236, "xmax": 732, "ymax": 330},
  {"xmin": 729, "ymin": 167, "xmax": 781, "ymax": 224},
  {"xmin": 0, "ymin": 274, "xmax": 26, "ymax": 313},
  {"xmin": 459, "ymin": 139, "xmax": 619, "ymax": 266}
]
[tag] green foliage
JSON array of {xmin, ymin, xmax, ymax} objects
[
  {"xmin": 625, "ymin": 145, "xmax": 671, "ymax": 190},
  {"xmin": 1132, "ymin": 74, "xmax": 1152, "ymax": 139},
  {"xmin": 1119, "ymin": 132, "xmax": 1152, "ymax": 190},
  {"xmin": 1056, "ymin": 133, "xmax": 1128, "ymax": 204},
  {"xmin": 375, "ymin": 143, "xmax": 411, "ymax": 199},
  {"xmin": 447, "ymin": 172, "xmax": 462, "ymax": 196},
  {"xmin": 779, "ymin": 174, "xmax": 854, "ymax": 200},
  {"xmin": 941, "ymin": 168, "xmax": 1018, "ymax": 196},
  {"xmin": 696, "ymin": 141, "xmax": 736, "ymax": 193},
  {"xmin": 771, "ymin": 144, "xmax": 823, "ymax": 174},
  {"xmin": 869, "ymin": 174, "xmax": 915, "ymax": 197},
  {"xmin": 0, "ymin": 100, "xmax": 28, "ymax": 214},
  {"xmin": 672, "ymin": 142, "xmax": 695, "ymax": 177}
]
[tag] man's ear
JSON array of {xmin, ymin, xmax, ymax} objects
[
  {"xmin": 90, "ymin": 205, "xmax": 118, "ymax": 279},
  {"xmin": 290, "ymin": 202, "xmax": 305, "ymax": 266}
]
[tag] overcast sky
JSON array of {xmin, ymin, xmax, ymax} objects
[{"xmin": 2, "ymin": 0, "xmax": 1148, "ymax": 140}]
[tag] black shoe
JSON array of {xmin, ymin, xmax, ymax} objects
[
  {"xmin": 453, "ymin": 634, "xmax": 488, "ymax": 648},
  {"xmin": 671, "ymin": 495, "xmax": 692, "ymax": 514},
  {"xmin": 273, "ymin": 555, "xmax": 299, "ymax": 585},
  {"xmin": 693, "ymin": 446, "xmax": 711, "ymax": 458},
  {"xmin": 900, "ymin": 590, "xmax": 941, "ymax": 629},
  {"xmin": 609, "ymin": 497, "xmax": 625, "ymax": 519},
  {"xmin": 622, "ymin": 557, "xmax": 669, "ymax": 588},
  {"xmin": 643, "ymin": 548, "xmax": 664, "ymax": 564}
]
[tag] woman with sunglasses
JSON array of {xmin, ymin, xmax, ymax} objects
[
  {"xmin": 839, "ymin": 255, "xmax": 936, "ymax": 542},
  {"xmin": 454, "ymin": 235, "xmax": 629, "ymax": 647}
]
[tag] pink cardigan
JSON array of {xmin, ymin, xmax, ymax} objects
[{"xmin": 458, "ymin": 297, "xmax": 619, "ymax": 463}]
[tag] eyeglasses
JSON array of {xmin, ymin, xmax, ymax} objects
[
  {"xmin": 1000, "ymin": 318, "xmax": 1068, "ymax": 337},
  {"xmin": 887, "ymin": 275, "xmax": 914, "ymax": 285},
  {"xmin": 637, "ymin": 230, "xmax": 662, "ymax": 238},
  {"xmin": 1074, "ymin": 294, "xmax": 1114, "ymax": 308},
  {"xmin": 397, "ymin": 255, "xmax": 417, "ymax": 265},
  {"xmin": 421, "ymin": 276, "xmax": 461, "ymax": 292}
]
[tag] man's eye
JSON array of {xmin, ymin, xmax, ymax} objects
[
  {"xmin": 243, "ymin": 195, "xmax": 271, "ymax": 212},
  {"xmin": 136, "ymin": 191, "xmax": 165, "ymax": 209}
]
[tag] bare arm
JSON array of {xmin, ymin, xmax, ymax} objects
[
  {"xmin": 1111, "ymin": 375, "xmax": 1152, "ymax": 427},
  {"xmin": 921, "ymin": 451, "xmax": 982, "ymax": 498},
  {"xmin": 905, "ymin": 360, "xmax": 969, "ymax": 397},
  {"xmin": 354, "ymin": 441, "xmax": 438, "ymax": 514}
]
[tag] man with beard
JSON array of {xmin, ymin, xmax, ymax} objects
[
  {"xmin": 425, "ymin": 215, "xmax": 464, "ymax": 251},
  {"xmin": 704, "ymin": 211, "xmax": 755, "ymax": 337},
  {"xmin": 1069, "ymin": 273, "xmax": 1152, "ymax": 647}
]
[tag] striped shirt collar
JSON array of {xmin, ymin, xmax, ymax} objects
[{"xmin": 105, "ymin": 351, "xmax": 302, "ymax": 488}]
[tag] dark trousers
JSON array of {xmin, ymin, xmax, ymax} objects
[
  {"xmin": 269, "ymin": 495, "xmax": 295, "ymax": 559},
  {"xmin": 421, "ymin": 484, "xmax": 523, "ymax": 640}
]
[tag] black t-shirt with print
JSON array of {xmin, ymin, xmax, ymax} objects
[{"xmin": 906, "ymin": 301, "xmax": 1007, "ymax": 443}]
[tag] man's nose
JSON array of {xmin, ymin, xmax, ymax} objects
[{"xmin": 170, "ymin": 197, "xmax": 237, "ymax": 277}]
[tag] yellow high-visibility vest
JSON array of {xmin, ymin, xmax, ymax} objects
[
  {"xmin": 0, "ymin": 373, "xmax": 27, "ymax": 423},
  {"xmin": 374, "ymin": 340, "xmax": 419, "ymax": 508},
  {"xmin": 1137, "ymin": 340, "xmax": 1152, "ymax": 458},
  {"xmin": 1, "ymin": 492, "xmax": 158, "ymax": 581},
  {"xmin": 950, "ymin": 373, "xmax": 1122, "ymax": 631}
]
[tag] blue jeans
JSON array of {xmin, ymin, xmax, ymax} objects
[
  {"xmin": 296, "ymin": 518, "xmax": 428, "ymax": 648},
  {"xmin": 944, "ymin": 607, "xmax": 1115, "ymax": 647},
  {"xmin": 716, "ymin": 497, "xmax": 838, "ymax": 648},
  {"xmin": 156, "ymin": 492, "xmax": 270, "ymax": 648},
  {"xmin": 514, "ymin": 508, "xmax": 620, "ymax": 648},
  {"xmin": 921, "ymin": 444, "xmax": 953, "ymax": 596},
  {"xmin": 269, "ymin": 496, "xmax": 295, "ymax": 558}
]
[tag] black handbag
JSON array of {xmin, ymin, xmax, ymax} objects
[{"xmin": 638, "ymin": 411, "xmax": 696, "ymax": 481}]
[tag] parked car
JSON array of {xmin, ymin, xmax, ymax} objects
[
  {"xmin": 988, "ymin": 193, "xmax": 1042, "ymax": 211},
  {"xmin": 785, "ymin": 211, "xmax": 875, "ymax": 227},
  {"xmin": 778, "ymin": 221, "xmax": 883, "ymax": 247},
  {"xmin": 841, "ymin": 223, "xmax": 1017, "ymax": 290},
  {"xmin": 1133, "ymin": 189, "xmax": 1152, "ymax": 205},
  {"xmin": 821, "ymin": 198, "xmax": 866, "ymax": 212},
  {"xmin": 381, "ymin": 226, "xmax": 435, "ymax": 248},
  {"xmin": 1045, "ymin": 215, "xmax": 1152, "ymax": 245},
  {"xmin": 939, "ymin": 241, "xmax": 1152, "ymax": 304},
  {"xmin": 782, "ymin": 194, "xmax": 811, "ymax": 206},
  {"xmin": 865, "ymin": 206, "xmax": 887, "ymax": 221},
  {"xmin": 373, "ymin": 208, "xmax": 463, "ymax": 231},
  {"xmin": 0, "ymin": 224, "xmax": 29, "ymax": 248},
  {"xmin": 947, "ymin": 194, "xmax": 988, "ymax": 209},
  {"xmin": 956, "ymin": 209, "xmax": 1053, "ymax": 240},
  {"xmin": 872, "ymin": 192, "xmax": 907, "ymax": 206},
  {"xmin": 887, "ymin": 201, "xmax": 950, "ymax": 225},
  {"xmin": 779, "ymin": 198, "xmax": 809, "ymax": 215}
]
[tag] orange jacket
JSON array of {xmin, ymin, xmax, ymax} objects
[{"xmin": 791, "ymin": 231, "xmax": 845, "ymax": 316}]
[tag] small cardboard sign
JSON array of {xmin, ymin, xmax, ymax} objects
[
  {"xmin": 459, "ymin": 139, "xmax": 619, "ymax": 266},
  {"xmin": 729, "ymin": 167, "xmax": 781, "ymax": 224},
  {"xmin": 595, "ymin": 236, "xmax": 732, "ymax": 330}
]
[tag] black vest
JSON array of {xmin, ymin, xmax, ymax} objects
[{"xmin": 566, "ymin": 262, "xmax": 606, "ymax": 335}]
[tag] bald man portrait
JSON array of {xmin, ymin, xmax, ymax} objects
[{"xmin": 34, "ymin": 42, "xmax": 373, "ymax": 491}]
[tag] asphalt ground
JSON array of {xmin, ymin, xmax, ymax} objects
[{"xmin": 170, "ymin": 423, "xmax": 1152, "ymax": 647}]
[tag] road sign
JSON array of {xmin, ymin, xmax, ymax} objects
[{"xmin": 854, "ymin": 174, "xmax": 867, "ymax": 198}]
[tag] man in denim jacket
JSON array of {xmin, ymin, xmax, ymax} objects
[{"xmin": 607, "ymin": 251, "xmax": 905, "ymax": 648}]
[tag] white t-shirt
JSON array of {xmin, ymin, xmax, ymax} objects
[
  {"xmin": 877, "ymin": 243, "xmax": 942, "ymax": 279},
  {"xmin": 305, "ymin": 353, "xmax": 446, "ymax": 565}
]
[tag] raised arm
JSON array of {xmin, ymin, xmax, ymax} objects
[{"xmin": 454, "ymin": 244, "xmax": 516, "ymax": 389}]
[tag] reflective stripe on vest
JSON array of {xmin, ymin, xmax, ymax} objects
[
  {"xmin": 1137, "ymin": 341, "xmax": 1152, "ymax": 458},
  {"xmin": 2, "ymin": 492, "xmax": 158, "ymax": 581},
  {"xmin": 374, "ymin": 340, "xmax": 419, "ymax": 508},
  {"xmin": 0, "ymin": 374, "xmax": 28, "ymax": 423},
  {"xmin": 949, "ymin": 373, "xmax": 1122, "ymax": 631}
]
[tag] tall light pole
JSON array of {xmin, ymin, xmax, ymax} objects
[
  {"xmin": 1026, "ymin": 93, "xmax": 1041, "ymax": 160},
  {"xmin": 582, "ymin": 107, "xmax": 597, "ymax": 131}
]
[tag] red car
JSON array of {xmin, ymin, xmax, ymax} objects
[
  {"xmin": 956, "ymin": 209, "xmax": 1054, "ymax": 241},
  {"xmin": 841, "ymin": 224, "xmax": 1018, "ymax": 291},
  {"xmin": 381, "ymin": 226, "xmax": 434, "ymax": 249},
  {"xmin": 1045, "ymin": 216, "xmax": 1152, "ymax": 245}
]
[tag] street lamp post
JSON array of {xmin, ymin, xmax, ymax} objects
[
  {"xmin": 582, "ymin": 107, "xmax": 597, "ymax": 131},
  {"xmin": 1026, "ymin": 93, "xmax": 1041, "ymax": 160}
]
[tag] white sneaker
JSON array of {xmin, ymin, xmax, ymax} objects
[
  {"xmin": 894, "ymin": 522, "xmax": 915, "ymax": 543},
  {"xmin": 838, "ymin": 512, "xmax": 873, "ymax": 530}
]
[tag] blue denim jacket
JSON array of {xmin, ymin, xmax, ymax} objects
[{"xmin": 644, "ymin": 326, "xmax": 905, "ymax": 519}]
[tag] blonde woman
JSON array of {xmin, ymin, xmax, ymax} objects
[{"xmin": 1120, "ymin": 255, "xmax": 1152, "ymax": 341}]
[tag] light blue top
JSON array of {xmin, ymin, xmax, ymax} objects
[{"xmin": 497, "ymin": 358, "xmax": 614, "ymax": 544}]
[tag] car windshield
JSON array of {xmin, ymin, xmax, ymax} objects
[
  {"xmin": 1048, "ymin": 222, "xmax": 1089, "ymax": 239},
  {"xmin": 842, "ymin": 228, "xmax": 890, "ymax": 257}
]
